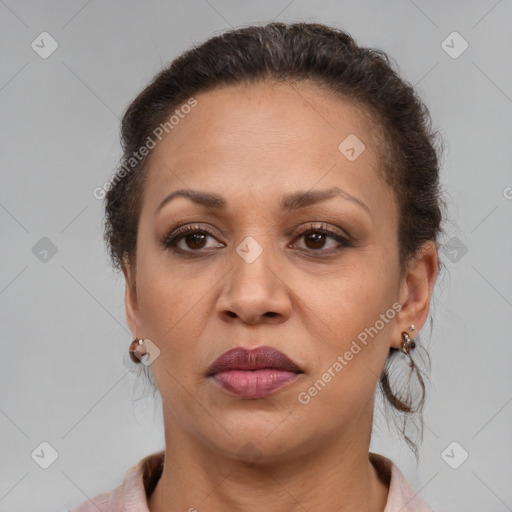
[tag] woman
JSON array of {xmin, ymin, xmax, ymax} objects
[{"xmin": 71, "ymin": 21, "xmax": 443, "ymax": 512}]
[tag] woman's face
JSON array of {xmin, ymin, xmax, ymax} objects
[{"xmin": 124, "ymin": 80, "xmax": 434, "ymax": 461}]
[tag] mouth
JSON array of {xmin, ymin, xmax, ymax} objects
[{"xmin": 206, "ymin": 346, "xmax": 304, "ymax": 399}]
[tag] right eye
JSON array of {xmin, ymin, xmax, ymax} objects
[{"xmin": 161, "ymin": 224, "xmax": 225, "ymax": 253}]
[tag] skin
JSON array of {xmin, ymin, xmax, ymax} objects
[{"xmin": 122, "ymin": 79, "xmax": 438, "ymax": 512}]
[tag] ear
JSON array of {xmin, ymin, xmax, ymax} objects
[
  {"xmin": 391, "ymin": 241, "xmax": 439, "ymax": 349},
  {"xmin": 122, "ymin": 260, "xmax": 141, "ymax": 338}
]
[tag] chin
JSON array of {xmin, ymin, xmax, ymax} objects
[{"xmin": 199, "ymin": 416, "xmax": 316, "ymax": 464}]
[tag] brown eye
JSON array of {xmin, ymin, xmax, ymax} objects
[
  {"xmin": 183, "ymin": 232, "xmax": 208, "ymax": 250},
  {"xmin": 162, "ymin": 225, "xmax": 224, "ymax": 253},
  {"xmin": 292, "ymin": 225, "xmax": 351, "ymax": 252},
  {"xmin": 303, "ymin": 232, "xmax": 328, "ymax": 250}
]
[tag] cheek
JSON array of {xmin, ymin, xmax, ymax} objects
[
  {"xmin": 134, "ymin": 257, "xmax": 229, "ymax": 401},
  {"xmin": 306, "ymin": 255, "xmax": 396, "ymax": 335},
  {"xmin": 135, "ymin": 268, "xmax": 211, "ymax": 416},
  {"xmin": 302, "ymin": 257, "xmax": 397, "ymax": 389},
  {"xmin": 296, "ymin": 287, "xmax": 396, "ymax": 423},
  {"xmin": 135, "ymin": 237, "xmax": 213, "ymax": 331}
]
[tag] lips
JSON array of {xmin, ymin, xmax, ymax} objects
[
  {"xmin": 207, "ymin": 346, "xmax": 303, "ymax": 399},
  {"xmin": 207, "ymin": 346, "xmax": 303, "ymax": 375}
]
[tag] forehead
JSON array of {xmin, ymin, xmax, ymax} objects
[
  {"xmin": 141, "ymin": 80, "xmax": 393, "ymax": 217},
  {"xmin": 150, "ymin": 80, "xmax": 379, "ymax": 162}
]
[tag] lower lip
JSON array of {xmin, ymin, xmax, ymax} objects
[{"xmin": 211, "ymin": 369, "xmax": 301, "ymax": 399}]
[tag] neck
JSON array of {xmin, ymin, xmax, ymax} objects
[{"xmin": 148, "ymin": 409, "xmax": 389, "ymax": 512}]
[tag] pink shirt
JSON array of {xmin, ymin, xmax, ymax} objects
[{"xmin": 66, "ymin": 450, "xmax": 434, "ymax": 511}]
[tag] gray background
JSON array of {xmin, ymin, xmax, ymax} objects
[{"xmin": 1, "ymin": 1, "xmax": 511, "ymax": 511}]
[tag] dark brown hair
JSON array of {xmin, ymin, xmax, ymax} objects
[{"xmin": 104, "ymin": 21, "xmax": 445, "ymax": 460}]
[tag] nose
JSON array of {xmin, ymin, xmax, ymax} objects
[{"xmin": 216, "ymin": 245, "xmax": 292, "ymax": 326}]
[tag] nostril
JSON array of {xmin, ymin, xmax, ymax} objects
[{"xmin": 264, "ymin": 312, "xmax": 278, "ymax": 317}]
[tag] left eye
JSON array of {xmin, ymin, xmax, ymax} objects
[{"xmin": 291, "ymin": 228, "xmax": 350, "ymax": 251}]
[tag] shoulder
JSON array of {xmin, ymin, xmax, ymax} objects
[
  {"xmin": 370, "ymin": 452, "xmax": 436, "ymax": 512},
  {"xmin": 66, "ymin": 450, "xmax": 165, "ymax": 512}
]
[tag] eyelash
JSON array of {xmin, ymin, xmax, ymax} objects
[{"xmin": 160, "ymin": 222, "xmax": 353, "ymax": 256}]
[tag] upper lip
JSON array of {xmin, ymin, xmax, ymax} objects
[{"xmin": 207, "ymin": 346, "xmax": 303, "ymax": 376}]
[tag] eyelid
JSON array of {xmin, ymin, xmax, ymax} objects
[
  {"xmin": 288, "ymin": 222, "xmax": 351, "ymax": 241},
  {"xmin": 170, "ymin": 222, "xmax": 221, "ymax": 238}
]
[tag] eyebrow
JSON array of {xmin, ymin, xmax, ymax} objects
[{"xmin": 155, "ymin": 186, "xmax": 371, "ymax": 217}]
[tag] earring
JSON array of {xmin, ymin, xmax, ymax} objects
[
  {"xmin": 400, "ymin": 325, "xmax": 417, "ymax": 356},
  {"xmin": 129, "ymin": 338, "xmax": 147, "ymax": 364}
]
